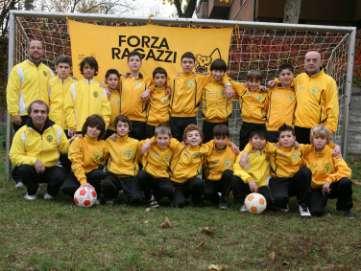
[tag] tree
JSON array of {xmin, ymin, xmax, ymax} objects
[
  {"xmin": 283, "ymin": 0, "xmax": 302, "ymax": 24},
  {"xmin": 164, "ymin": 0, "xmax": 197, "ymax": 18}
]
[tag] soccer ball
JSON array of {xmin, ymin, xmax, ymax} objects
[
  {"xmin": 74, "ymin": 185, "xmax": 97, "ymax": 208},
  {"xmin": 244, "ymin": 192, "xmax": 267, "ymax": 214}
]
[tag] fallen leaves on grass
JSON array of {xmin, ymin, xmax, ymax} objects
[
  {"xmin": 160, "ymin": 217, "xmax": 172, "ymax": 228},
  {"xmin": 200, "ymin": 226, "xmax": 215, "ymax": 237},
  {"xmin": 268, "ymin": 251, "xmax": 276, "ymax": 262},
  {"xmin": 208, "ymin": 264, "xmax": 227, "ymax": 271}
]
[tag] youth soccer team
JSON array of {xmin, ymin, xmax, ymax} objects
[{"xmin": 8, "ymin": 50, "xmax": 354, "ymax": 217}]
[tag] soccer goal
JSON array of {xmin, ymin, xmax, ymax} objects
[{"xmin": 5, "ymin": 11, "xmax": 356, "ymax": 180}]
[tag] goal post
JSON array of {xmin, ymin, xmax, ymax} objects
[{"xmin": 5, "ymin": 10, "xmax": 357, "ymax": 181}]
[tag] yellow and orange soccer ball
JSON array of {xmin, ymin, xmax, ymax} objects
[{"xmin": 244, "ymin": 193, "xmax": 267, "ymax": 214}]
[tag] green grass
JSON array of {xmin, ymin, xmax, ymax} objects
[{"xmin": 1, "ymin": 147, "xmax": 361, "ymax": 270}]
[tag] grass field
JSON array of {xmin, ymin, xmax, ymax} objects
[{"xmin": 1, "ymin": 139, "xmax": 361, "ymax": 270}]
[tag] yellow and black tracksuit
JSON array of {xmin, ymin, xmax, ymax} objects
[
  {"xmin": 303, "ymin": 144, "xmax": 352, "ymax": 215},
  {"xmin": 49, "ymin": 76, "xmax": 76, "ymax": 129},
  {"xmin": 107, "ymin": 89, "xmax": 121, "ymax": 134},
  {"xmin": 9, "ymin": 118, "xmax": 68, "ymax": 196},
  {"xmin": 64, "ymin": 78, "xmax": 111, "ymax": 132}
]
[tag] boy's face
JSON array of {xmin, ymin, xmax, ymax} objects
[
  {"xmin": 278, "ymin": 130, "xmax": 296, "ymax": 148},
  {"xmin": 214, "ymin": 136, "xmax": 228, "ymax": 150},
  {"xmin": 56, "ymin": 63, "xmax": 71, "ymax": 80},
  {"xmin": 86, "ymin": 126, "xmax": 101, "ymax": 139},
  {"xmin": 116, "ymin": 121, "xmax": 130, "ymax": 137},
  {"xmin": 279, "ymin": 69, "xmax": 294, "ymax": 87},
  {"xmin": 156, "ymin": 133, "xmax": 170, "ymax": 149},
  {"xmin": 106, "ymin": 74, "xmax": 119, "ymax": 90},
  {"xmin": 246, "ymin": 78, "xmax": 261, "ymax": 91},
  {"xmin": 154, "ymin": 73, "xmax": 167, "ymax": 87},
  {"xmin": 313, "ymin": 136, "xmax": 327, "ymax": 151},
  {"xmin": 185, "ymin": 130, "xmax": 202, "ymax": 146},
  {"xmin": 181, "ymin": 57, "xmax": 195, "ymax": 73},
  {"xmin": 82, "ymin": 64, "xmax": 96, "ymax": 79},
  {"xmin": 211, "ymin": 70, "xmax": 225, "ymax": 82},
  {"xmin": 249, "ymin": 135, "xmax": 266, "ymax": 150},
  {"xmin": 128, "ymin": 55, "xmax": 142, "ymax": 72}
]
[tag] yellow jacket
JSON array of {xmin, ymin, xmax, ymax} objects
[
  {"xmin": 140, "ymin": 138, "xmax": 178, "ymax": 178},
  {"xmin": 9, "ymin": 119, "xmax": 68, "ymax": 167},
  {"xmin": 64, "ymin": 78, "xmax": 111, "ymax": 132},
  {"xmin": 120, "ymin": 74, "xmax": 150, "ymax": 122},
  {"xmin": 294, "ymin": 70, "xmax": 339, "ymax": 132},
  {"xmin": 233, "ymin": 82, "xmax": 268, "ymax": 124},
  {"xmin": 68, "ymin": 136, "xmax": 108, "ymax": 185},
  {"xmin": 108, "ymin": 89, "xmax": 121, "ymax": 131},
  {"xmin": 48, "ymin": 76, "xmax": 76, "ymax": 129},
  {"xmin": 266, "ymin": 85, "xmax": 296, "ymax": 131},
  {"xmin": 303, "ymin": 144, "xmax": 351, "ymax": 188},
  {"xmin": 201, "ymin": 79, "xmax": 233, "ymax": 123},
  {"xmin": 204, "ymin": 140, "xmax": 236, "ymax": 181},
  {"xmin": 146, "ymin": 86, "xmax": 170, "ymax": 126},
  {"xmin": 233, "ymin": 149, "xmax": 270, "ymax": 187},
  {"xmin": 170, "ymin": 141, "xmax": 210, "ymax": 183},
  {"xmin": 6, "ymin": 60, "xmax": 54, "ymax": 116},
  {"xmin": 106, "ymin": 135, "xmax": 140, "ymax": 176}
]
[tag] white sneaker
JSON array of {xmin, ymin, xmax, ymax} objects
[
  {"xmin": 15, "ymin": 182, "xmax": 24, "ymax": 188},
  {"xmin": 298, "ymin": 204, "xmax": 311, "ymax": 217},
  {"xmin": 24, "ymin": 193, "xmax": 37, "ymax": 200},
  {"xmin": 240, "ymin": 204, "xmax": 247, "ymax": 213},
  {"xmin": 43, "ymin": 192, "xmax": 54, "ymax": 200}
]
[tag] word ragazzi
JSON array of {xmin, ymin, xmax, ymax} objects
[{"xmin": 111, "ymin": 35, "xmax": 177, "ymax": 63}]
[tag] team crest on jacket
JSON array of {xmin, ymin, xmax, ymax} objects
[
  {"xmin": 93, "ymin": 91, "xmax": 99, "ymax": 98},
  {"xmin": 186, "ymin": 80, "xmax": 195, "ymax": 89},
  {"xmin": 123, "ymin": 149, "xmax": 134, "ymax": 160},
  {"xmin": 46, "ymin": 135, "xmax": 53, "ymax": 142},
  {"xmin": 43, "ymin": 71, "xmax": 47, "ymax": 77}
]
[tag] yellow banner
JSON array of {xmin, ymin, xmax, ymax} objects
[{"xmin": 68, "ymin": 19, "xmax": 233, "ymax": 80}]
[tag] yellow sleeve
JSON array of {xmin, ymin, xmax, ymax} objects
[
  {"xmin": 6, "ymin": 67, "xmax": 21, "ymax": 116},
  {"xmin": 322, "ymin": 79, "xmax": 339, "ymax": 133},
  {"xmin": 101, "ymin": 89, "xmax": 112, "ymax": 128},
  {"xmin": 58, "ymin": 130, "xmax": 69, "ymax": 154},
  {"xmin": 234, "ymin": 153, "xmax": 253, "ymax": 182},
  {"xmin": 201, "ymin": 140, "xmax": 214, "ymax": 155},
  {"xmin": 9, "ymin": 130, "xmax": 37, "ymax": 166},
  {"xmin": 232, "ymin": 81, "xmax": 247, "ymax": 98},
  {"xmin": 195, "ymin": 74, "xmax": 212, "ymax": 105},
  {"xmin": 64, "ymin": 84, "xmax": 76, "ymax": 131},
  {"xmin": 68, "ymin": 138, "xmax": 87, "ymax": 185},
  {"xmin": 328, "ymin": 156, "xmax": 352, "ymax": 182},
  {"xmin": 169, "ymin": 138, "xmax": 182, "ymax": 152}
]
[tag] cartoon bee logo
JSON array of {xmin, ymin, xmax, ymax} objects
[{"xmin": 195, "ymin": 48, "xmax": 222, "ymax": 73}]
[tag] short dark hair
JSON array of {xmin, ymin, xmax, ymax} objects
[
  {"xmin": 81, "ymin": 114, "xmax": 106, "ymax": 139},
  {"xmin": 27, "ymin": 100, "xmax": 49, "ymax": 115},
  {"xmin": 213, "ymin": 124, "xmax": 229, "ymax": 138},
  {"xmin": 153, "ymin": 67, "xmax": 167, "ymax": 78},
  {"xmin": 55, "ymin": 55, "xmax": 72, "ymax": 66},
  {"xmin": 246, "ymin": 70, "xmax": 262, "ymax": 81},
  {"xmin": 183, "ymin": 124, "xmax": 202, "ymax": 142},
  {"xmin": 210, "ymin": 59, "xmax": 227, "ymax": 72},
  {"xmin": 127, "ymin": 50, "xmax": 142, "ymax": 61},
  {"xmin": 80, "ymin": 56, "xmax": 98, "ymax": 76},
  {"xmin": 278, "ymin": 124, "xmax": 295, "ymax": 136},
  {"xmin": 181, "ymin": 52, "xmax": 195, "ymax": 61},
  {"xmin": 249, "ymin": 129, "xmax": 266, "ymax": 140},
  {"xmin": 114, "ymin": 115, "xmax": 132, "ymax": 132},
  {"xmin": 105, "ymin": 69, "xmax": 120, "ymax": 79},
  {"xmin": 154, "ymin": 125, "xmax": 171, "ymax": 137},
  {"xmin": 278, "ymin": 63, "xmax": 294, "ymax": 74}
]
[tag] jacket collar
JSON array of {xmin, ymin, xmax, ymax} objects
[{"xmin": 26, "ymin": 118, "xmax": 54, "ymax": 134}]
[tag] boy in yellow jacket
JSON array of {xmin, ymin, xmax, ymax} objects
[
  {"xmin": 303, "ymin": 125, "xmax": 353, "ymax": 217},
  {"xmin": 266, "ymin": 63, "xmax": 296, "ymax": 142},
  {"xmin": 64, "ymin": 56, "xmax": 111, "ymax": 135},
  {"xmin": 101, "ymin": 115, "xmax": 144, "ymax": 204},
  {"xmin": 232, "ymin": 129, "xmax": 272, "ymax": 212},
  {"xmin": 201, "ymin": 59, "xmax": 233, "ymax": 142},
  {"xmin": 203, "ymin": 124, "xmax": 236, "ymax": 209},
  {"xmin": 9, "ymin": 100, "xmax": 68, "ymax": 200},
  {"xmin": 104, "ymin": 69, "xmax": 121, "ymax": 138}
]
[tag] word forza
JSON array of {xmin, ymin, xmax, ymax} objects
[{"xmin": 111, "ymin": 35, "xmax": 177, "ymax": 63}]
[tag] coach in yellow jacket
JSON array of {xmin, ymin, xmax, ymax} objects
[
  {"xmin": 9, "ymin": 100, "xmax": 69, "ymax": 200},
  {"xmin": 294, "ymin": 51, "xmax": 339, "ymax": 143},
  {"xmin": 6, "ymin": 40, "xmax": 53, "ymax": 130}
]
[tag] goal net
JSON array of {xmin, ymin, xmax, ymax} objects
[{"xmin": 8, "ymin": 12, "xmax": 355, "ymax": 151}]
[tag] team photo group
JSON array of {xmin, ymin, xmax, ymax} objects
[{"xmin": 6, "ymin": 36, "xmax": 354, "ymax": 218}]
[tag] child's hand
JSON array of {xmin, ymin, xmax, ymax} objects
[
  {"xmin": 239, "ymin": 153, "xmax": 249, "ymax": 168},
  {"xmin": 229, "ymin": 142, "xmax": 240, "ymax": 155},
  {"xmin": 82, "ymin": 183, "xmax": 95, "ymax": 190},
  {"xmin": 224, "ymin": 84, "xmax": 234, "ymax": 99},
  {"xmin": 260, "ymin": 85, "xmax": 268, "ymax": 91},
  {"xmin": 322, "ymin": 182, "xmax": 331, "ymax": 194},
  {"xmin": 249, "ymin": 181, "xmax": 258, "ymax": 192},
  {"xmin": 267, "ymin": 80, "xmax": 276, "ymax": 88},
  {"xmin": 141, "ymin": 139, "xmax": 152, "ymax": 155},
  {"xmin": 69, "ymin": 133, "xmax": 81, "ymax": 143},
  {"xmin": 141, "ymin": 89, "xmax": 151, "ymax": 102},
  {"xmin": 108, "ymin": 133, "xmax": 118, "ymax": 141},
  {"xmin": 332, "ymin": 144, "xmax": 342, "ymax": 157}
]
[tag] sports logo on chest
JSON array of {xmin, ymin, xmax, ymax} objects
[
  {"xmin": 290, "ymin": 151, "xmax": 301, "ymax": 163},
  {"xmin": 134, "ymin": 82, "xmax": 144, "ymax": 90},
  {"xmin": 324, "ymin": 163, "xmax": 333, "ymax": 173},
  {"xmin": 46, "ymin": 135, "xmax": 53, "ymax": 143},
  {"xmin": 94, "ymin": 152, "xmax": 104, "ymax": 164},
  {"xmin": 93, "ymin": 91, "xmax": 99, "ymax": 98},
  {"xmin": 122, "ymin": 149, "xmax": 135, "ymax": 159},
  {"xmin": 185, "ymin": 80, "xmax": 195, "ymax": 89},
  {"xmin": 310, "ymin": 87, "xmax": 320, "ymax": 96},
  {"xmin": 224, "ymin": 159, "xmax": 232, "ymax": 168}
]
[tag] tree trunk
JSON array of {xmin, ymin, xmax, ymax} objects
[{"xmin": 283, "ymin": 0, "xmax": 302, "ymax": 24}]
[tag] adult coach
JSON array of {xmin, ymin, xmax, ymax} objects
[
  {"xmin": 293, "ymin": 51, "xmax": 339, "ymax": 143},
  {"xmin": 6, "ymin": 39, "xmax": 53, "ymax": 131},
  {"xmin": 9, "ymin": 100, "xmax": 68, "ymax": 200}
]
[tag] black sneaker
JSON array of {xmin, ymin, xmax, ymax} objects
[
  {"xmin": 343, "ymin": 210, "xmax": 355, "ymax": 218},
  {"xmin": 148, "ymin": 199, "xmax": 160, "ymax": 208},
  {"xmin": 218, "ymin": 202, "xmax": 228, "ymax": 210}
]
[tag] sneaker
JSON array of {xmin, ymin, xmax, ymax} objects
[
  {"xmin": 280, "ymin": 204, "xmax": 290, "ymax": 213},
  {"xmin": 240, "ymin": 204, "xmax": 247, "ymax": 213},
  {"xmin": 149, "ymin": 199, "xmax": 160, "ymax": 208},
  {"xmin": 24, "ymin": 193, "xmax": 37, "ymax": 200},
  {"xmin": 298, "ymin": 204, "xmax": 311, "ymax": 217},
  {"xmin": 219, "ymin": 202, "xmax": 228, "ymax": 210},
  {"xmin": 343, "ymin": 210, "xmax": 355, "ymax": 218},
  {"xmin": 15, "ymin": 182, "xmax": 24, "ymax": 189},
  {"xmin": 43, "ymin": 193, "xmax": 54, "ymax": 200}
]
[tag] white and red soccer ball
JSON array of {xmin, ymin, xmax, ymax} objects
[
  {"xmin": 74, "ymin": 185, "xmax": 97, "ymax": 208},
  {"xmin": 245, "ymin": 192, "xmax": 267, "ymax": 214}
]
